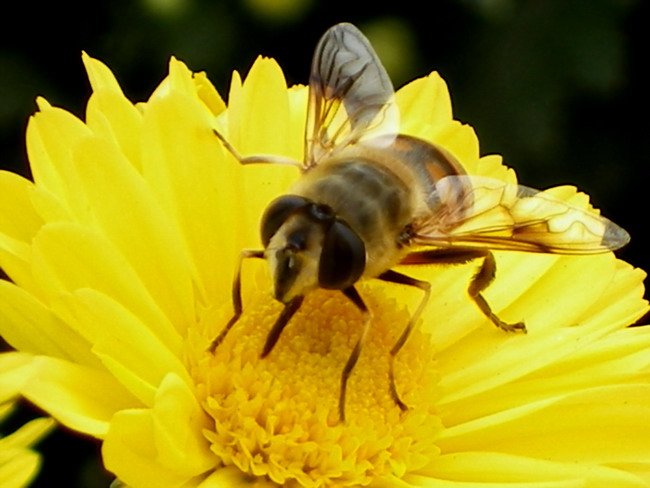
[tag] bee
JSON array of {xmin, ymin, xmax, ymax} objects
[{"xmin": 209, "ymin": 22, "xmax": 630, "ymax": 421}]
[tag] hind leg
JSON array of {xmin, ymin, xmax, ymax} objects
[{"xmin": 400, "ymin": 248, "xmax": 526, "ymax": 333}]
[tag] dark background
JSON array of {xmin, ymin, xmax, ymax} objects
[{"xmin": 1, "ymin": 0, "xmax": 647, "ymax": 486}]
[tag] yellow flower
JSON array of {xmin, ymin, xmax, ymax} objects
[
  {"xmin": 0, "ymin": 353, "xmax": 54, "ymax": 487},
  {"xmin": 0, "ymin": 51, "xmax": 649, "ymax": 488}
]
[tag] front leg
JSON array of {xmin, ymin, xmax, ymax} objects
[
  {"xmin": 208, "ymin": 249, "xmax": 264, "ymax": 353},
  {"xmin": 261, "ymin": 296, "xmax": 305, "ymax": 357}
]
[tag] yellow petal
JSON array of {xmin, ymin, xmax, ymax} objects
[
  {"xmin": 148, "ymin": 57, "xmax": 224, "ymax": 122},
  {"xmin": 151, "ymin": 374, "xmax": 216, "ymax": 476},
  {"xmin": 395, "ymin": 72, "xmax": 480, "ymax": 171},
  {"xmin": 0, "ymin": 395, "xmax": 54, "ymax": 488},
  {"xmin": 153, "ymin": 57, "xmax": 198, "ymax": 101},
  {"xmin": 579, "ymin": 260, "xmax": 648, "ymax": 332},
  {"xmin": 58, "ymin": 288, "xmax": 192, "ymax": 406},
  {"xmin": 432, "ymin": 121, "xmax": 481, "ymax": 172},
  {"xmin": 31, "ymin": 222, "xmax": 181, "ymax": 354},
  {"xmin": 192, "ymin": 71, "xmax": 226, "ymax": 117},
  {"xmin": 0, "ymin": 246, "xmax": 31, "ymax": 300},
  {"xmin": 0, "ymin": 281, "xmax": 98, "ymax": 366},
  {"xmin": 439, "ymin": 325, "xmax": 650, "ymax": 427},
  {"xmin": 438, "ymin": 384, "xmax": 650, "ymax": 464},
  {"xmin": 0, "ymin": 352, "xmax": 34, "ymax": 403},
  {"xmin": 396, "ymin": 72, "xmax": 453, "ymax": 137},
  {"xmin": 287, "ymin": 84, "xmax": 308, "ymax": 153},
  {"xmin": 83, "ymin": 54, "xmax": 144, "ymax": 172},
  {"xmin": 0, "ymin": 417, "xmax": 55, "ymax": 450},
  {"xmin": 226, "ymin": 56, "xmax": 294, "ymax": 157},
  {"xmin": 25, "ymin": 102, "xmax": 92, "ymax": 220},
  {"xmin": 70, "ymin": 134, "xmax": 195, "ymax": 330},
  {"xmin": 495, "ymin": 254, "xmax": 616, "ymax": 331},
  {"xmin": 438, "ymin": 326, "xmax": 589, "ymax": 405},
  {"xmin": 0, "ymin": 171, "xmax": 45, "ymax": 291},
  {"xmin": 219, "ymin": 57, "xmax": 301, "ymax": 250},
  {"xmin": 82, "ymin": 51, "xmax": 125, "ymax": 94},
  {"xmin": 0, "ymin": 450, "xmax": 41, "ymax": 488},
  {"xmin": 475, "ymin": 154, "xmax": 518, "ymax": 183},
  {"xmin": 0, "ymin": 171, "xmax": 44, "ymax": 247},
  {"xmin": 200, "ymin": 466, "xmax": 278, "ymax": 488},
  {"xmin": 103, "ymin": 408, "xmax": 200, "ymax": 488},
  {"xmin": 140, "ymin": 90, "xmax": 232, "ymax": 304},
  {"xmin": 21, "ymin": 356, "xmax": 137, "ymax": 437},
  {"xmin": 418, "ymin": 452, "xmax": 647, "ymax": 487},
  {"xmin": 436, "ymin": 261, "xmax": 647, "ymax": 410}
]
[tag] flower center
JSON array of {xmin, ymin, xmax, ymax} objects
[{"xmin": 193, "ymin": 283, "xmax": 442, "ymax": 487}]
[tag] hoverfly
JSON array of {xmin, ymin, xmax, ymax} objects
[{"xmin": 209, "ymin": 22, "xmax": 629, "ymax": 421}]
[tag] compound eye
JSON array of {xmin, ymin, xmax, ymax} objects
[
  {"xmin": 261, "ymin": 195, "xmax": 311, "ymax": 247},
  {"xmin": 319, "ymin": 221, "xmax": 365, "ymax": 290}
]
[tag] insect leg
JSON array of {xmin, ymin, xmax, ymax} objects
[
  {"xmin": 399, "ymin": 248, "xmax": 486, "ymax": 266},
  {"xmin": 208, "ymin": 249, "xmax": 264, "ymax": 353},
  {"xmin": 401, "ymin": 248, "xmax": 526, "ymax": 333},
  {"xmin": 339, "ymin": 286, "xmax": 371, "ymax": 422},
  {"xmin": 213, "ymin": 129, "xmax": 303, "ymax": 168},
  {"xmin": 376, "ymin": 269, "xmax": 431, "ymax": 411},
  {"xmin": 468, "ymin": 251, "xmax": 526, "ymax": 333},
  {"xmin": 261, "ymin": 295, "xmax": 305, "ymax": 357}
]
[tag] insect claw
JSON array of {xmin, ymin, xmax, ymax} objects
[
  {"xmin": 389, "ymin": 373, "xmax": 409, "ymax": 412},
  {"xmin": 496, "ymin": 320, "xmax": 527, "ymax": 334}
]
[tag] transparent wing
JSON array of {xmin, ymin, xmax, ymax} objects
[
  {"xmin": 413, "ymin": 175, "xmax": 630, "ymax": 254},
  {"xmin": 305, "ymin": 22, "xmax": 399, "ymax": 168}
]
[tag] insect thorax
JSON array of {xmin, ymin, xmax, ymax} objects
[{"xmin": 290, "ymin": 159, "xmax": 416, "ymax": 277}]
